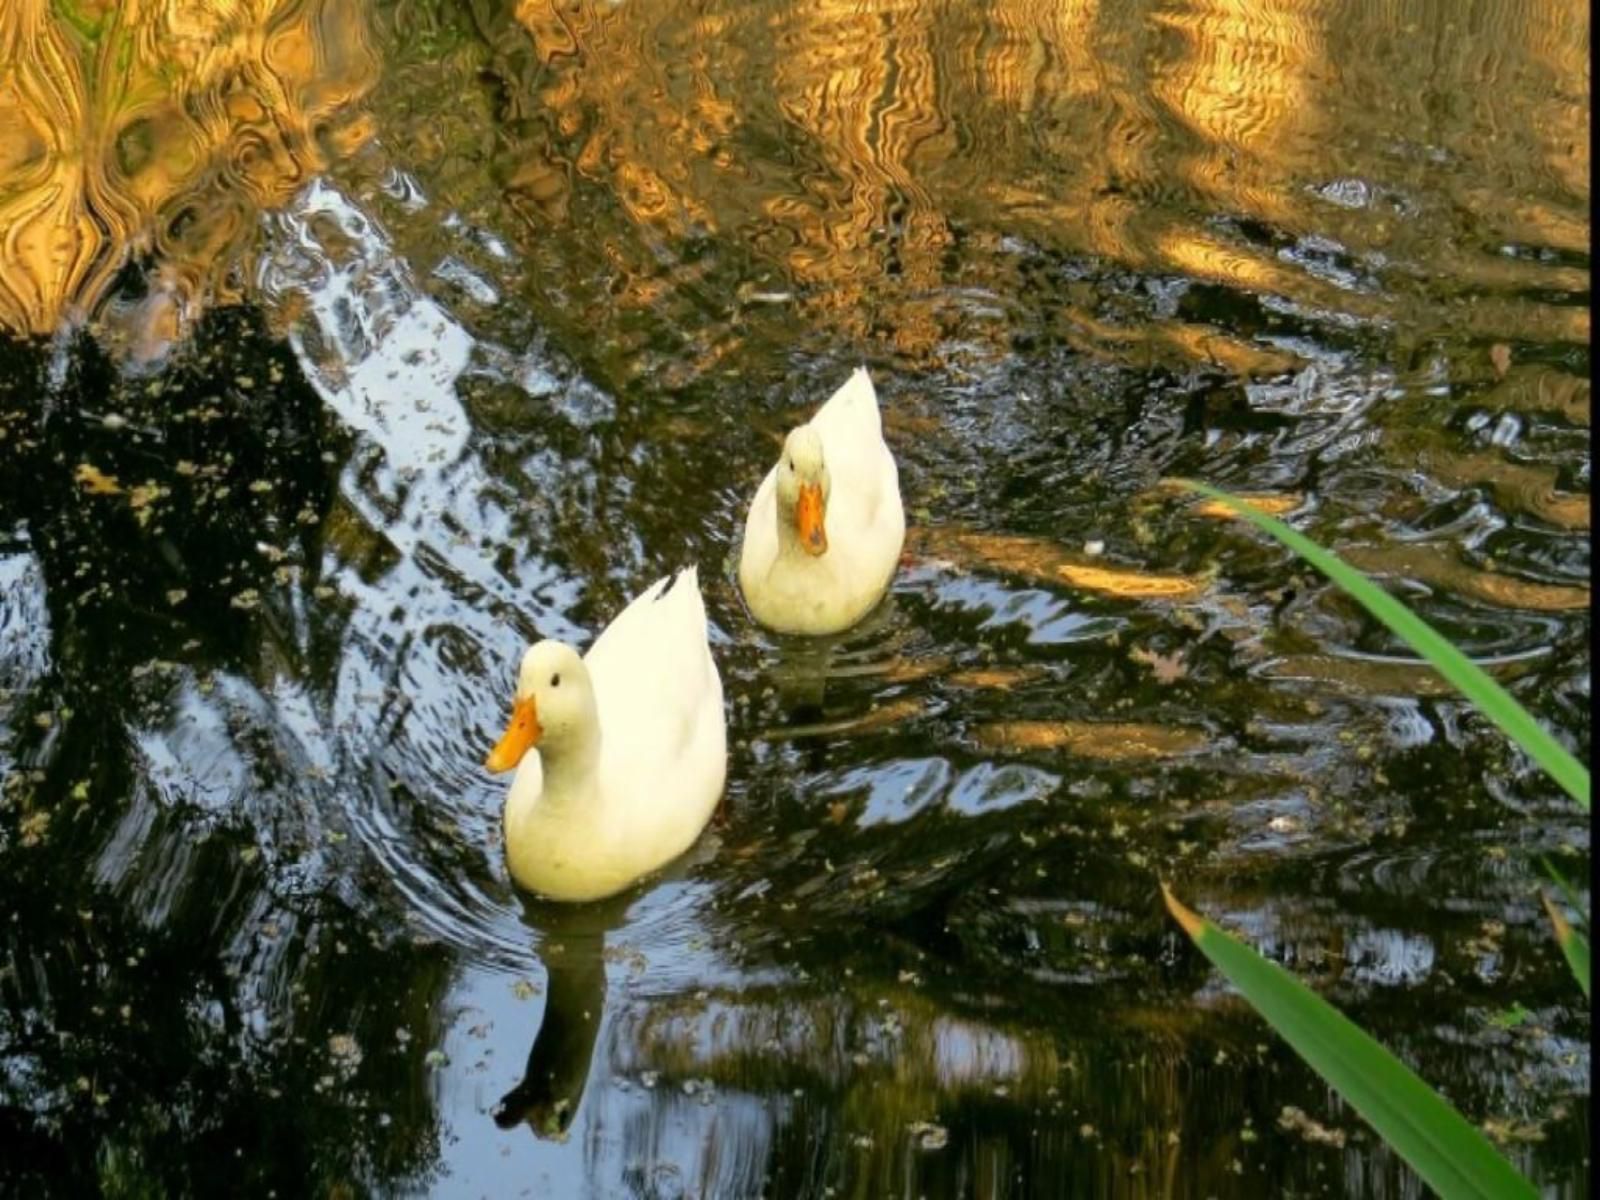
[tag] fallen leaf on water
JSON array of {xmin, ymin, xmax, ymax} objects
[
  {"xmin": 1278, "ymin": 1106, "xmax": 1347, "ymax": 1148},
  {"xmin": 128, "ymin": 483, "xmax": 166, "ymax": 527},
  {"xmin": 75, "ymin": 464, "xmax": 122, "ymax": 494},
  {"xmin": 974, "ymin": 720, "xmax": 1209, "ymax": 760},
  {"xmin": 328, "ymin": 1034, "xmax": 362, "ymax": 1070},
  {"xmin": 20, "ymin": 810, "xmax": 51, "ymax": 846},
  {"xmin": 1129, "ymin": 646, "xmax": 1188, "ymax": 684},
  {"xmin": 1482, "ymin": 1116, "xmax": 1546, "ymax": 1145}
]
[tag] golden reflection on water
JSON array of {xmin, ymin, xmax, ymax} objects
[
  {"xmin": 1404, "ymin": 439, "xmax": 1592, "ymax": 530},
  {"xmin": 915, "ymin": 527, "xmax": 1212, "ymax": 600},
  {"xmin": 975, "ymin": 719, "xmax": 1211, "ymax": 760},
  {"xmin": 1342, "ymin": 542, "xmax": 1590, "ymax": 613},
  {"xmin": 1150, "ymin": 0, "xmax": 1321, "ymax": 228},
  {"xmin": 1260, "ymin": 648, "xmax": 1543, "ymax": 697},
  {"xmin": 478, "ymin": 0, "xmax": 1590, "ymax": 373},
  {"xmin": 0, "ymin": 0, "xmax": 375, "ymax": 340},
  {"xmin": 0, "ymin": 0, "xmax": 1586, "ymax": 368}
]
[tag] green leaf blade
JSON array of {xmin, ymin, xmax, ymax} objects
[
  {"xmin": 1179, "ymin": 480, "xmax": 1589, "ymax": 810},
  {"xmin": 1542, "ymin": 892, "xmax": 1591, "ymax": 999},
  {"xmin": 1162, "ymin": 885, "xmax": 1539, "ymax": 1200},
  {"xmin": 1538, "ymin": 857, "xmax": 1589, "ymax": 933}
]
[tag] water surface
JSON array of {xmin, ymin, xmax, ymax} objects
[{"xmin": 0, "ymin": 0, "xmax": 1589, "ymax": 1195}]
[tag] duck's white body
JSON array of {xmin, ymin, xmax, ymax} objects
[
  {"xmin": 739, "ymin": 368, "xmax": 904, "ymax": 635},
  {"xmin": 497, "ymin": 568, "xmax": 726, "ymax": 902}
]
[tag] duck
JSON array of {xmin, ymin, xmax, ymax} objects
[
  {"xmin": 484, "ymin": 567, "xmax": 726, "ymax": 902},
  {"xmin": 738, "ymin": 367, "xmax": 905, "ymax": 635}
]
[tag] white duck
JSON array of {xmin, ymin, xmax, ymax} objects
[
  {"xmin": 738, "ymin": 367, "xmax": 904, "ymax": 635},
  {"xmin": 484, "ymin": 567, "xmax": 726, "ymax": 902}
]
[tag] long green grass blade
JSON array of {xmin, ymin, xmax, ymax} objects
[
  {"xmin": 1539, "ymin": 856, "xmax": 1589, "ymax": 932},
  {"xmin": 1162, "ymin": 884, "xmax": 1538, "ymax": 1200},
  {"xmin": 1541, "ymin": 892, "xmax": 1591, "ymax": 999},
  {"xmin": 1180, "ymin": 480, "xmax": 1590, "ymax": 810}
]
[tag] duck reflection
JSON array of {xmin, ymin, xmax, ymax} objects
[
  {"xmin": 765, "ymin": 632, "xmax": 835, "ymax": 716},
  {"xmin": 759, "ymin": 595, "xmax": 924, "ymax": 728},
  {"xmin": 491, "ymin": 887, "xmax": 638, "ymax": 1140}
]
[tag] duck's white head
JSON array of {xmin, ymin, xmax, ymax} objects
[
  {"xmin": 484, "ymin": 640, "xmax": 594, "ymax": 773},
  {"xmin": 776, "ymin": 424, "xmax": 830, "ymax": 556}
]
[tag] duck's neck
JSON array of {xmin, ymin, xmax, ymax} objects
[
  {"xmin": 510, "ymin": 724, "xmax": 601, "ymax": 823},
  {"xmin": 773, "ymin": 500, "xmax": 809, "ymax": 563},
  {"xmin": 539, "ymin": 730, "xmax": 601, "ymax": 808}
]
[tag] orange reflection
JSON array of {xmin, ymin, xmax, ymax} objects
[
  {"xmin": 1518, "ymin": 0, "xmax": 1589, "ymax": 213},
  {"xmin": 1418, "ymin": 446, "xmax": 1591, "ymax": 531},
  {"xmin": 485, "ymin": 0, "xmax": 1587, "ymax": 370},
  {"xmin": 0, "ymin": 0, "xmax": 376, "ymax": 339},
  {"xmin": 1342, "ymin": 542, "xmax": 1589, "ymax": 613},
  {"xmin": 975, "ymin": 719, "xmax": 1210, "ymax": 759},
  {"xmin": 916, "ymin": 527, "xmax": 1211, "ymax": 600},
  {"xmin": 1190, "ymin": 492, "xmax": 1303, "ymax": 520},
  {"xmin": 1261, "ymin": 650, "xmax": 1541, "ymax": 698},
  {"xmin": 4, "ymin": 0, "xmax": 1587, "ymax": 373},
  {"xmin": 1150, "ymin": 0, "xmax": 1321, "ymax": 229}
]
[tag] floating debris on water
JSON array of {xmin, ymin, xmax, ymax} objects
[
  {"xmin": 74, "ymin": 463, "xmax": 122, "ymax": 494},
  {"xmin": 909, "ymin": 1121, "xmax": 948, "ymax": 1151}
]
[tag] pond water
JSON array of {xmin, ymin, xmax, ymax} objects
[{"xmin": 0, "ymin": 0, "xmax": 1589, "ymax": 1195}]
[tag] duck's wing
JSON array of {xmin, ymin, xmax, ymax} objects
[
  {"xmin": 585, "ymin": 567, "xmax": 719, "ymax": 765},
  {"xmin": 811, "ymin": 367, "xmax": 898, "ymax": 531},
  {"xmin": 810, "ymin": 367, "xmax": 882, "ymax": 465}
]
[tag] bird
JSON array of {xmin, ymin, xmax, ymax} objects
[
  {"xmin": 738, "ymin": 367, "xmax": 904, "ymax": 635},
  {"xmin": 484, "ymin": 567, "xmax": 726, "ymax": 902}
]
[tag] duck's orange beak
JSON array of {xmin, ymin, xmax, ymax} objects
[
  {"xmin": 485, "ymin": 696, "xmax": 541, "ymax": 773},
  {"xmin": 796, "ymin": 482, "xmax": 827, "ymax": 556}
]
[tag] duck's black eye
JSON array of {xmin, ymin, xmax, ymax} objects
[
  {"xmin": 550, "ymin": 673, "xmax": 561, "ymax": 688},
  {"xmin": 787, "ymin": 458, "xmax": 794, "ymax": 470}
]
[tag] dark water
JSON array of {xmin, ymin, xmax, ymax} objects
[{"xmin": 0, "ymin": 0, "xmax": 1589, "ymax": 1195}]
